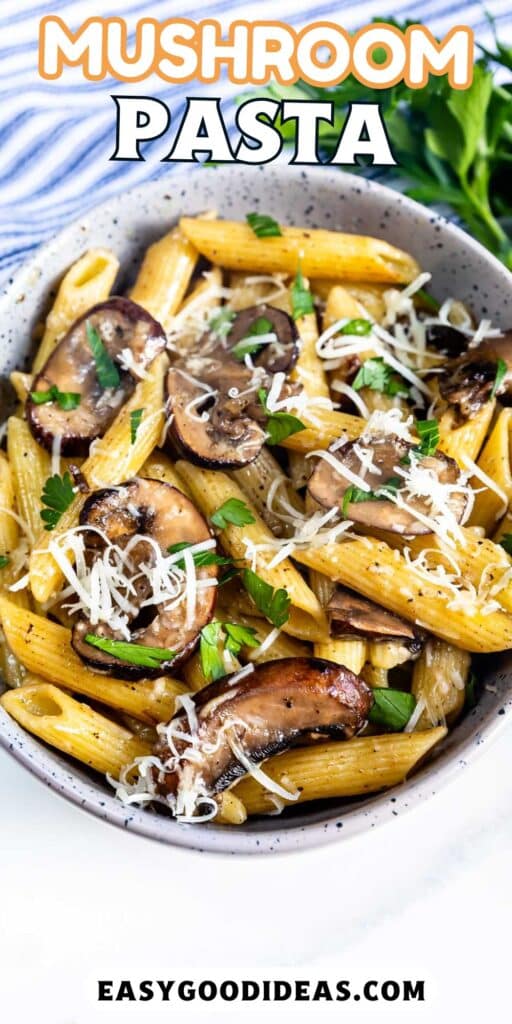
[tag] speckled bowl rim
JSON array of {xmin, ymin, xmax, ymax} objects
[{"xmin": 1, "ymin": 165, "xmax": 512, "ymax": 855}]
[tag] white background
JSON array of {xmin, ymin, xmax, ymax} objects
[{"xmin": 1, "ymin": 723, "xmax": 511, "ymax": 1023}]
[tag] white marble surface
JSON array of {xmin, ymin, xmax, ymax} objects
[{"xmin": 1, "ymin": 722, "xmax": 510, "ymax": 1023}]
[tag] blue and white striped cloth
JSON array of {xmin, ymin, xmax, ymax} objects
[{"xmin": 1, "ymin": 0, "xmax": 511, "ymax": 284}]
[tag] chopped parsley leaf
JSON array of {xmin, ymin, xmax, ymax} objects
[
  {"xmin": 86, "ymin": 321, "xmax": 121, "ymax": 390},
  {"xmin": 211, "ymin": 498, "xmax": 256, "ymax": 530},
  {"xmin": 246, "ymin": 212, "xmax": 282, "ymax": 238},
  {"xmin": 242, "ymin": 568, "xmax": 290, "ymax": 627},
  {"xmin": 40, "ymin": 472, "xmax": 75, "ymax": 531}
]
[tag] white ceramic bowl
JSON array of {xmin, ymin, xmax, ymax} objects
[{"xmin": 1, "ymin": 166, "xmax": 511, "ymax": 854}]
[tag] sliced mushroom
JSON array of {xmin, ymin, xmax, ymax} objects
[
  {"xmin": 425, "ymin": 324, "xmax": 467, "ymax": 358},
  {"xmin": 166, "ymin": 366, "xmax": 267, "ymax": 468},
  {"xmin": 328, "ymin": 586, "xmax": 424, "ymax": 651},
  {"xmin": 308, "ymin": 434, "xmax": 466, "ymax": 535},
  {"xmin": 71, "ymin": 477, "xmax": 217, "ymax": 678},
  {"xmin": 153, "ymin": 657, "xmax": 373, "ymax": 806},
  {"xmin": 165, "ymin": 305, "xmax": 301, "ymax": 469},
  {"xmin": 439, "ymin": 330, "xmax": 512, "ymax": 419},
  {"xmin": 27, "ymin": 298, "xmax": 166, "ymax": 454},
  {"xmin": 226, "ymin": 305, "xmax": 299, "ymax": 373}
]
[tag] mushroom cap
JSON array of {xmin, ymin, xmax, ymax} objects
[
  {"xmin": 153, "ymin": 657, "xmax": 373, "ymax": 803},
  {"xmin": 425, "ymin": 323, "xmax": 468, "ymax": 357},
  {"xmin": 439, "ymin": 330, "xmax": 512, "ymax": 419},
  {"xmin": 327, "ymin": 586, "xmax": 424, "ymax": 649},
  {"xmin": 308, "ymin": 434, "xmax": 466, "ymax": 536},
  {"xmin": 27, "ymin": 298, "xmax": 166, "ymax": 455},
  {"xmin": 164, "ymin": 303, "xmax": 302, "ymax": 469},
  {"xmin": 71, "ymin": 477, "xmax": 217, "ymax": 678},
  {"xmin": 225, "ymin": 305, "xmax": 300, "ymax": 373},
  {"xmin": 165, "ymin": 366, "xmax": 267, "ymax": 469}
]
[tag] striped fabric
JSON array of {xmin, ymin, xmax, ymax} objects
[{"xmin": 0, "ymin": 0, "xmax": 511, "ymax": 284}]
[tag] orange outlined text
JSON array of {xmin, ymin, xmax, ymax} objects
[{"xmin": 39, "ymin": 17, "xmax": 474, "ymax": 90}]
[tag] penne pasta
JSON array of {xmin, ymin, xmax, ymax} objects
[
  {"xmin": 403, "ymin": 531, "xmax": 512, "ymax": 615},
  {"xmin": 438, "ymin": 400, "xmax": 494, "ymax": 466},
  {"xmin": 231, "ymin": 448, "xmax": 304, "ymax": 537},
  {"xmin": 313, "ymin": 279, "xmax": 388, "ymax": 321},
  {"xmin": 293, "ymin": 539, "xmax": 512, "ymax": 652},
  {"xmin": 33, "ymin": 248, "xmax": 119, "ymax": 373},
  {"xmin": 468, "ymin": 408, "xmax": 512, "ymax": 533},
  {"xmin": 215, "ymin": 791, "xmax": 248, "ymax": 826},
  {"xmin": 0, "ymin": 597, "xmax": 186, "ymax": 723},
  {"xmin": 234, "ymin": 728, "xmax": 447, "ymax": 814},
  {"xmin": 141, "ymin": 451, "xmax": 190, "ymax": 495},
  {"xmin": 179, "ymin": 219, "xmax": 420, "ymax": 283},
  {"xmin": 166, "ymin": 266, "xmax": 223, "ymax": 349},
  {"xmin": 130, "ymin": 227, "xmax": 198, "ymax": 329},
  {"xmin": 0, "ymin": 450, "xmax": 19, "ymax": 557},
  {"xmin": 280, "ymin": 406, "xmax": 362, "ymax": 452},
  {"xmin": 7, "ymin": 417, "xmax": 51, "ymax": 544},
  {"xmin": 411, "ymin": 639, "xmax": 470, "ymax": 728},
  {"xmin": 315, "ymin": 638, "xmax": 367, "ymax": 674},
  {"xmin": 1, "ymin": 681, "xmax": 151, "ymax": 776},
  {"xmin": 289, "ymin": 301, "xmax": 330, "ymax": 401},
  {"xmin": 227, "ymin": 270, "xmax": 287, "ymax": 310},
  {"xmin": 367, "ymin": 641, "xmax": 415, "ymax": 670},
  {"xmin": 323, "ymin": 284, "xmax": 364, "ymax": 326},
  {"xmin": 361, "ymin": 664, "xmax": 389, "ymax": 687},
  {"xmin": 9, "ymin": 371, "xmax": 33, "ymax": 404}
]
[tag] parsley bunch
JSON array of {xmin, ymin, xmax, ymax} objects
[{"xmin": 252, "ymin": 16, "xmax": 512, "ymax": 269}]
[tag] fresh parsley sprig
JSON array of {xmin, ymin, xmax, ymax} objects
[
  {"xmin": 368, "ymin": 687, "xmax": 416, "ymax": 731},
  {"xmin": 0, "ymin": 555, "xmax": 10, "ymax": 570},
  {"xmin": 167, "ymin": 541, "xmax": 232, "ymax": 571},
  {"xmin": 342, "ymin": 477, "xmax": 401, "ymax": 517},
  {"xmin": 491, "ymin": 358, "xmax": 508, "ymax": 400},
  {"xmin": 252, "ymin": 42, "xmax": 512, "ymax": 270},
  {"xmin": 210, "ymin": 308, "xmax": 236, "ymax": 338},
  {"xmin": 86, "ymin": 321, "xmax": 121, "ymax": 390},
  {"xmin": 242, "ymin": 568, "xmax": 291, "ymax": 628},
  {"xmin": 498, "ymin": 534, "xmax": 512, "ymax": 556},
  {"xmin": 199, "ymin": 621, "xmax": 226, "ymax": 682},
  {"xmin": 85, "ymin": 635, "xmax": 176, "ymax": 669},
  {"xmin": 231, "ymin": 316, "xmax": 274, "ymax": 361},
  {"xmin": 339, "ymin": 318, "xmax": 373, "ymax": 336},
  {"xmin": 40, "ymin": 472, "xmax": 75, "ymax": 531},
  {"xmin": 352, "ymin": 357, "xmax": 408, "ymax": 397},
  {"xmin": 30, "ymin": 385, "xmax": 81, "ymax": 410},
  {"xmin": 258, "ymin": 388, "xmax": 305, "ymax": 445},
  {"xmin": 130, "ymin": 408, "xmax": 144, "ymax": 444},
  {"xmin": 291, "ymin": 265, "xmax": 314, "ymax": 320},
  {"xmin": 223, "ymin": 622, "xmax": 259, "ymax": 656},
  {"xmin": 199, "ymin": 620, "xmax": 259, "ymax": 682},
  {"xmin": 211, "ymin": 498, "xmax": 256, "ymax": 530},
  {"xmin": 415, "ymin": 419, "xmax": 440, "ymax": 457},
  {"xmin": 246, "ymin": 212, "xmax": 282, "ymax": 238}
]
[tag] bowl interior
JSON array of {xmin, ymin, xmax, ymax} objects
[{"xmin": 1, "ymin": 165, "xmax": 512, "ymax": 854}]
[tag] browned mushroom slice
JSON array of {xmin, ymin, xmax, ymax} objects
[
  {"xmin": 153, "ymin": 657, "xmax": 373, "ymax": 807},
  {"xmin": 439, "ymin": 330, "xmax": 512, "ymax": 419},
  {"xmin": 226, "ymin": 305, "xmax": 300, "ymax": 373},
  {"xmin": 71, "ymin": 477, "xmax": 217, "ymax": 678},
  {"xmin": 425, "ymin": 324, "xmax": 467, "ymax": 357},
  {"xmin": 328, "ymin": 586, "xmax": 424, "ymax": 650},
  {"xmin": 27, "ymin": 298, "xmax": 166, "ymax": 455},
  {"xmin": 165, "ymin": 366, "xmax": 267, "ymax": 469},
  {"xmin": 308, "ymin": 434, "xmax": 466, "ymax": 535}
]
